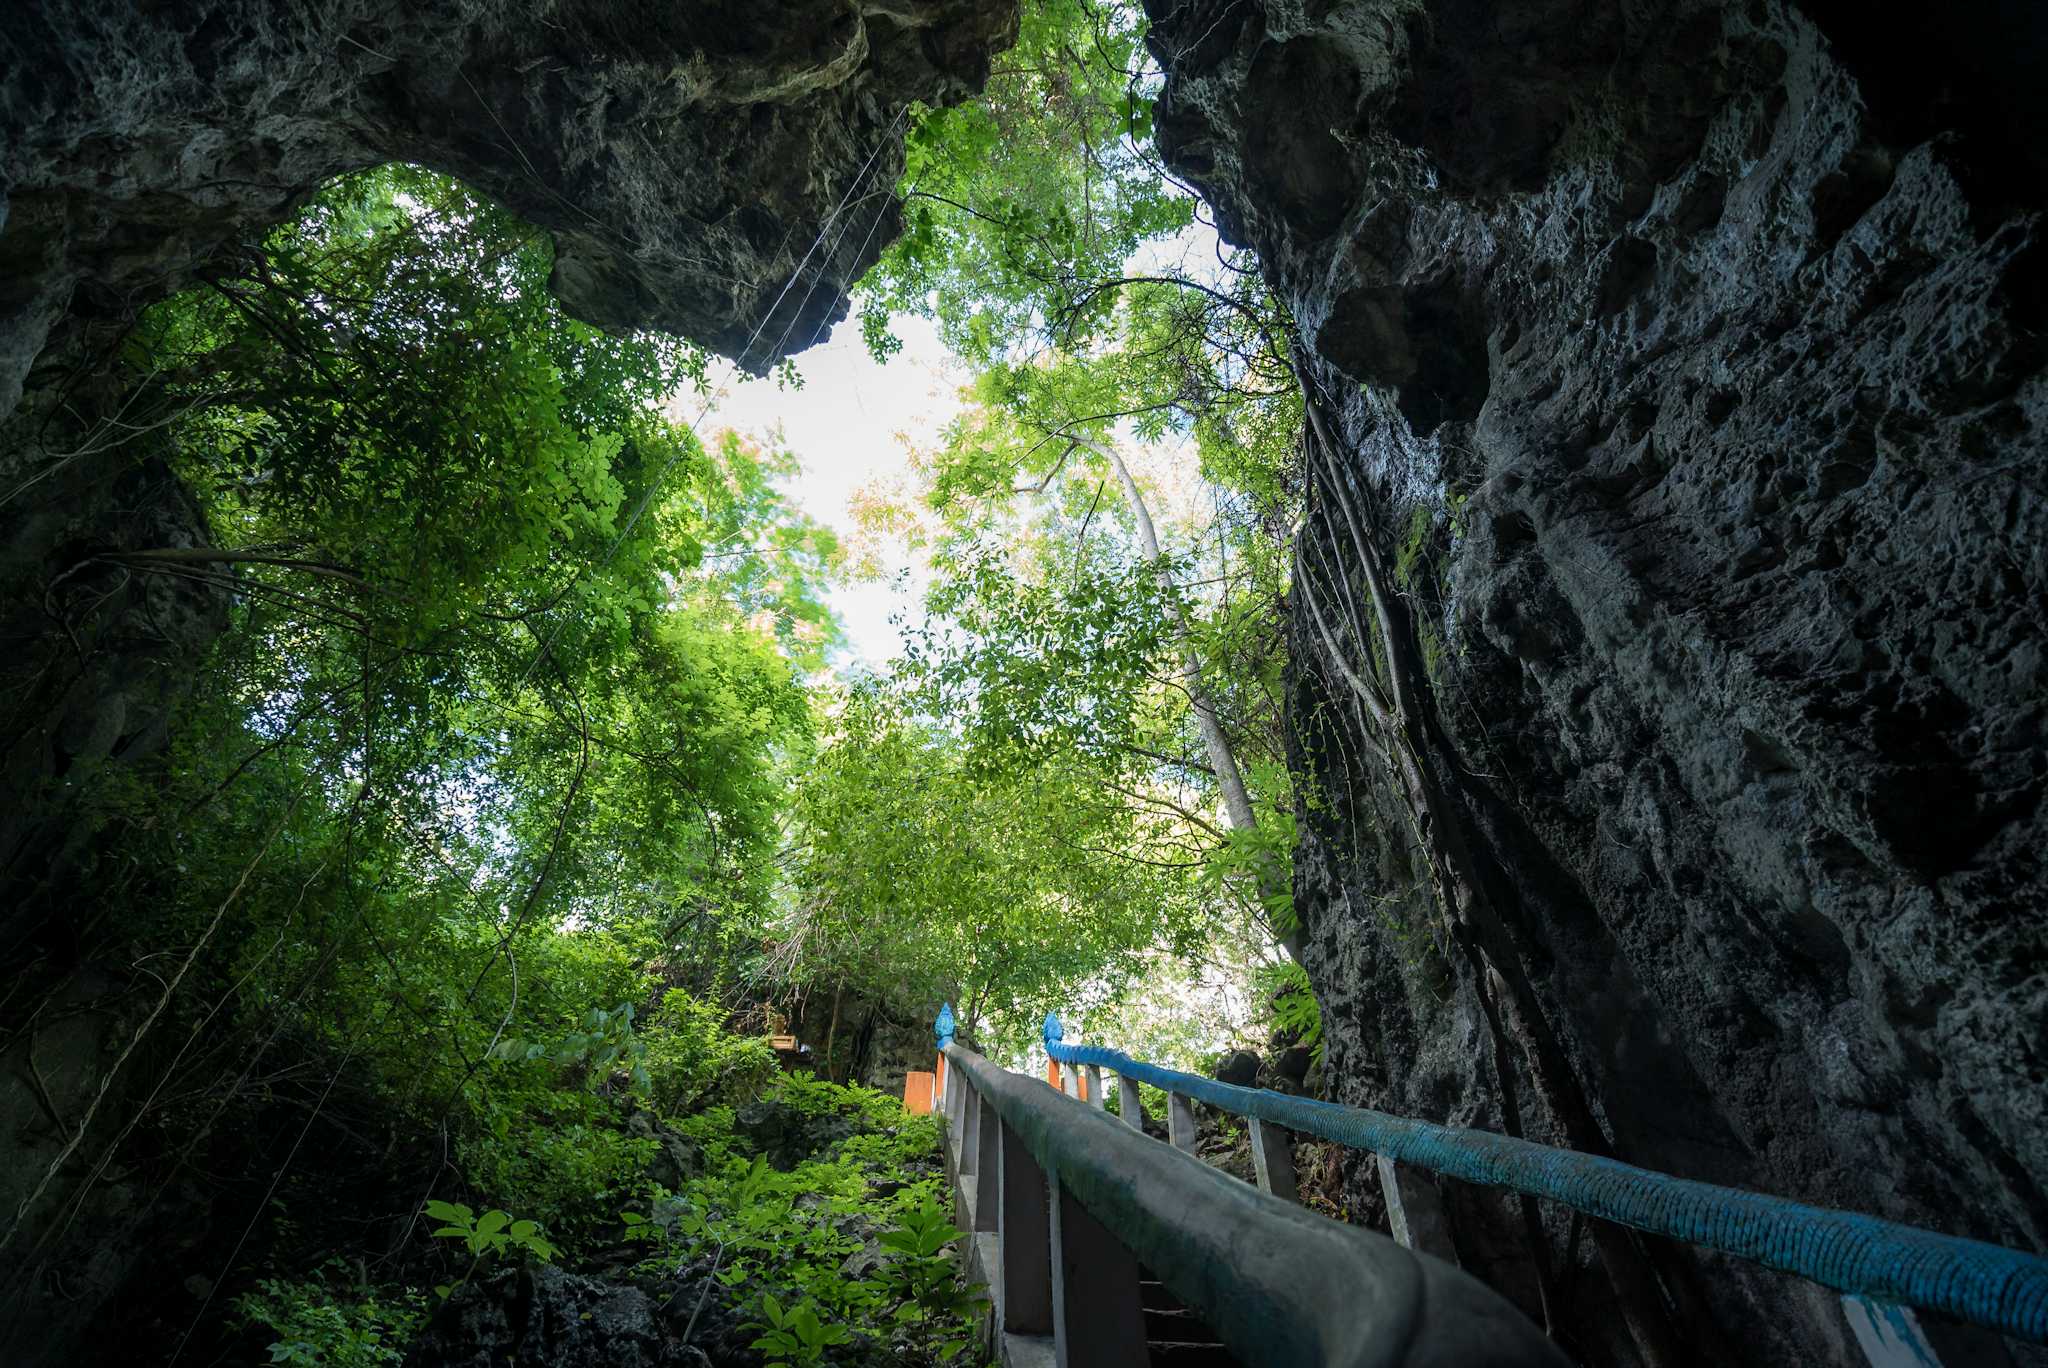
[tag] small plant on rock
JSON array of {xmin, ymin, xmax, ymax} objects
[
  {"xmin": 874, "ymin": 1196, "xmax": 986, "ymax": 1363},
  {"xmin": 423, "ymin": 1200, "xmax": 558, "ymax": 1299},
  {"xmin": 750, "ymin": 1293, "xmax": 852, "ymax": 1368}
]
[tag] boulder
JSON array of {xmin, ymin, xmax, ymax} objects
[
  {"xmin": 731, "ymin": 1098, "xmax": 856, "ymax": 1171},
  {"xmin": 1210, "ymin": 1049, "xmax": 1260, "ymax": 1088}
]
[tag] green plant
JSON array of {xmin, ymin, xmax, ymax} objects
[
  {"xmin": 619, "ymin": 1193, "xmax": 706, "ymax": 1246},
  {"xmin": 750, "ymin": 1293, "xmax": 854, "ymax": 1367},
  {"xmin": 1259, "ymin": 959, "xmax": 1324, "ymax": 1059},
  {"xmin": 620, "ymin": 1076, "xmax": 962, "ymax": 1343},
  {"xmin": 770, "ymin": 1070, "xmax": 908, "ymax": 1129},
  {"xmin": 423, "ymin": 1200, "xmax": 558, "ymax": 1298},
  {"xmin": 457, "ymin": 1082, "xmax": 659, "ymax": 1248},
  {"xmin": 492, "ymin": 1001, "xmax": 651, "ymax": 1094},
  {"xmin": 232, "ymin": 1265, "xmax": 424, "ymax": 1366},
  {"xmin": 642, "ymin": 990, "xmax": 778, "ymax": 1116},
  {"xmin": 872, "ymin": 1197, "xmax": 986, "ymax": 1363}
]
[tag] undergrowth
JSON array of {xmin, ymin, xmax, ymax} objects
[{"xmin": 232, "ymin": 994, "xmax": 984, "ymax": 1367}]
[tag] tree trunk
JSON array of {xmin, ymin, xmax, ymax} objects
[
  {"xmin": 823, "ymin": 983, "xmax": 843, "ymax": 1082},
  {"xmin": 1087, "ymin": 439, "xmax": 1300, "ymax": 959}
]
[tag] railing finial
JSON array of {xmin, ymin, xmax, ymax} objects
[
  {"xmin": 935, "ymin": 1002, "xmax": 956, "ymax": 1050},
  {"xmin": 1042, "ymin": 1010, "xmax": 1064, "ymax": 1056}
]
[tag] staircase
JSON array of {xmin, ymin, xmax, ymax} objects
[
  {"xmin": 927, "ymin": 1003, "xmax": 2048, "ymax": 1368},
  {"xmin": 1140, "ymin": 1272, "xmax": 1237, "ymax": 1366}
]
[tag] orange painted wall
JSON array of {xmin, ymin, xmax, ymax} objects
[{"xmin": 903, "ymin": 1070, "xmax": 935, "ymax": 1115}]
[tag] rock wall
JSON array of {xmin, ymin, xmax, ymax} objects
[
  {"xmin": 0, "ymin": 0, "xmax": 1012, "ymax": 408},
  {"xmin": 1145, "ymin": 0, "xmax": 2045, "ymax": 1362}
]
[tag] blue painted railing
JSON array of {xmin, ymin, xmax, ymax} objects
[{"xmin": 1028, "ymin": 1010, "xmax": 2048, "ymax": 1347}]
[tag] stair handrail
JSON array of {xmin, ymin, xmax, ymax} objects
[
  {"xmin": 936, "ymin": 1030, "xmax": 1570, "ymax": 1367},
  {"xmin": 1038, "ymin": 1012, "xmax": 2048, "ymax": 1347}
]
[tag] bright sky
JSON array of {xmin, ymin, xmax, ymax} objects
[
  {"xmin": 699, "ymin": 313, "xmax": 962, "ymax": 670},
  {"xmin": 693, "ymin": 219, "xmax": 1227, "ymax": 673}
]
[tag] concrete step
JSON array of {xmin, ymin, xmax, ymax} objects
[
  {"xmin": 1145, "ymin": 1343, "xmax": 1243, "ymax": 1367},
  {"xmin": 1139, "ymin": 1279, "xmax": 1180, "ymax": 1312},
  {"xmin": 1145, "ymin": 1306, "xmax": 1225, "ymax": 1345},
  {"xmin": 1138, "ymin": 1275, "xmax": 1239, "ymax": 1362}
]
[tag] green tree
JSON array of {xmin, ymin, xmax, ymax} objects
[{"xmin": 784, "ymin": 685, "xmax": 1208, "ymax": 1053}]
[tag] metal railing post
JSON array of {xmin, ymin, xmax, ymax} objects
[
  {"xmin": 1167, "ymin": 1091, "xmax": 1198, "ymax": 1154},
  {"xmin": 1000, "ymin": 1117, "xmax": 1054, "ymax": 1334},
  {"xmin": 1115, "ymin": 1073, "xmax": 1144, "ymax": 1130},
  {"xmin": 1377, "ymin": 1154, "xmax": 1456, "ymax": 1259},
  {"xmin": 974, "ymin": 1089, "xmax": 1000, "ymax": 1232},
  {"xmin": 1249, "ymin": 1117, "xmax": 1299, "ymax": 1203},
  {"xmin": 1050, "ymin": 1167, "xmax": 1150, "ymax": 1367}
]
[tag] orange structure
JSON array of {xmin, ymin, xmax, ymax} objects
[
  {"xmin": 902, "ymin": 1069, "xmax": 936, "ymax": 1115},
  {"xmin": 1044, "ymin": 1059, "xmax": 1088, "ymax": 1101}
]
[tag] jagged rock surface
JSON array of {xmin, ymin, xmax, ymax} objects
[
  {"xmin": 1145, "ymin": 0, "xmax": 2045, "ymax": 1362},
  {"xmin": 410, "ymin": 1263, "xmax": 733, "ymax": 1368},
  {"xmin": 0, "ymin": 0, "xmax": 1013, "ymax": 408}
]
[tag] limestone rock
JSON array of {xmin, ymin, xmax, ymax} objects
[
  {"xmin": 731, "ymin": 1096, "xmax": 857, "ymax": 1171},
  {"xmin": 0, "ymin": 0, "xmax": 1016, "ymax": 412},
  {"xmin": 1210, "ymin": 1048, "xmax": 1260, "ymax": 1087},
  {"xmin": 1144, "ymin": 0, "xmax": 2047, "ymax": 1361},
  {"xmin": 409, "ymin": 1264, "xmax": 723, "ymax": 1368}
]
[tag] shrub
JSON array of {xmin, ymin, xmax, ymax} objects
[
  {"xmin": 457, "ymin": 1081, "xmax": 657, "ymax": 1250},
  {"xmin": 231, "ymin": 1264, "xmax": 424, "ymax": 1367},
  {"xmin": 642, "ymin": 990, "xmax": 779, "ymax": 1117}
]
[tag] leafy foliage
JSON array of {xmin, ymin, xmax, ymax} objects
[
  {"xmin": 641, "ymin": 989, "xmax": 780, "ymax": 1116},
  {"xmin": 492, "ymin": 1001, "xmax": 653, "ymax": 1094},
  {"xmin": 785, "ymin": 685, "xmax": 1209, "ymax": 1053},
  {"xmin": 1259, "ymin": 959, "xmax": 1325, "ymax": 1058},
  {"xmin": 866, "ymin": 0, "xmax": 1194, "ymax": 365},
  {"xmin": 870, "ymin": 1198, "xmax": 986, "ymax": 1362},
  {"xmin": 425, "ymin": 1201, "xmax": 559, "ymax": 1263},
  {"xmin": 232, "ymin": 1265, "xmax": 426, "ymax": 1367},
  {"xmin": 455, "ymin": 1082, "xmax": 660, "ymax": 1251},
  {"xmin": 752, "ymin": 1292, "xmax": 855, "ymax": 1367}
]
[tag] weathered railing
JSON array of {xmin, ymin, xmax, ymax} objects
[
  {"xmin": 1025, "ymin": 1010, "xmax": 2048, "ymax": 1367},
  {"xmin": 930, "ymin": 1005, "xmax": 1569, "ymax": 1368}
]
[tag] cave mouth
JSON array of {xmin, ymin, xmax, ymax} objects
[{"xmin": 5, "ymin": 2, "xmax": 2048, "ymax": 1366}]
